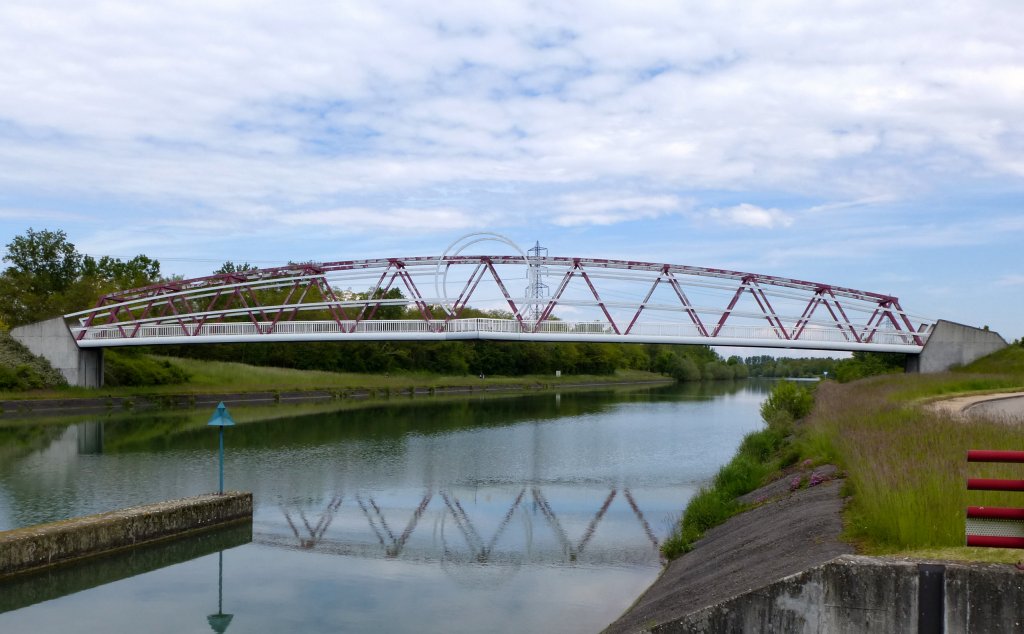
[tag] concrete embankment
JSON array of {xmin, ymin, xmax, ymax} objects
[
  {"xmin": 653, "ymin": 555, "xmax": 1024, "ymax": 633},
  {"xmin": 606, "ymin": 468, "xmax": 852, "ymax": 633},
  {"xmin": 607, "ymin": 462, "xmax": 1024, "ymax": 633},
  {"xmin": 0, "ymin": 492, "xmax": 252, "ymax": 579}
]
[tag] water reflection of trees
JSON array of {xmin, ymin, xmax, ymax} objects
[
  {"xmin": 267, "ymin": 485, "xmax": 662, "ymax": 574},
  {"xmin": 0, "ymin": 379, "xmax": 764, "ymax": 459}
]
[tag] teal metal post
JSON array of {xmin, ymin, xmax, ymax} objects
[
  {"xmin": 207, "ymin": 550, "xmax": 233, "ymax": 632},
  {"xmin": 207, "ymin": 402, "xmax": 236, "ymax": 495},
  {"xmin": 217, "ymin": 427, "xmax": 224, "ymax": 494}
]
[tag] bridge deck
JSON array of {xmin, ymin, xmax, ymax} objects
[{"xmin": 71, "ymin": 319, "xmax": 925, "ymax": 353}]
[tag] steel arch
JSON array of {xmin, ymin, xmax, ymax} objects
[{"xmin": 65, "ymin": 255, "xmax": 933, "ymax": 352}]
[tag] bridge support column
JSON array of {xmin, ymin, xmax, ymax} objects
[
  {"xmin": 906, "ymin": 319, "xmax": 1007, "ymax": 373},
  {"xmin": 10, "ymin": 317, "xmax": 103, "ymax": 388}
]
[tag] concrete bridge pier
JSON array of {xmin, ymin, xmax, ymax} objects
[
  {"xmin": 905, "ymin": 319, "xmax": 1007, "ymax": 373},
  {"xmin": 10, "ymin": 317, "xmax": 103, "ymax": 388}
]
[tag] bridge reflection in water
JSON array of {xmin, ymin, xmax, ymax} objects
[{"xmin": 264, "ymin": 485, "xmax": 663, "ymax": 577}]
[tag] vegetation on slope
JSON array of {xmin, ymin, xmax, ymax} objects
[
  {"xmin": 661, "ymin": 380, "xmax": 812, "ymax": 558},
  {"xmin": 802, "ymin": 344, "xmax": 1024, "ymax": 554},
  {"xmin": 0, "ymin": 332, "xmax": 66, "ymax": 390},
  {"xmin": 103, "ymin": 348, "xmax": 191, "ymax": 387},
  {"xmin": 664, "ymin": 342, "xmax": 1024, "ymax": 562}
]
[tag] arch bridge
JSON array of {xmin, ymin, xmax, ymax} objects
[{"xmin": 65, "ymin": 237, "xmax": 932, "ymax": 354}]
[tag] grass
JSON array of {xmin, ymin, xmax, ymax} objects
[
  {"xmin": 0, "ymin": 356, "xmax": 670, "ymax": 401},
  {"xmin": 661, "ymin": 423, "xmax": 795, "ymax": 559},
  {"xmin": 887, "ymin": 547, "xmax": 1023, "ymax": 564},
  {"xmin": 802, "ymin": 345, "xmax": 1024, "ymax": 555},
  {"xmin": 662, "ymin": 345, "xmax": 1024, "ymax": 563}
]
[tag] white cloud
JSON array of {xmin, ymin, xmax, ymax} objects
[
  {"xmin": 805, "ymin": 196, "xmax": 898, "ymax": 214},
  {"xmin": 996, "ymin": 274, "xmax": 1024, "ymax": 287},
  {"xmin": 706, "ymin": 204, "xmax": 793, "ymax": 229},
  {"xmin": 553, "ymin": 193, "xmax": 687, "ymax": 226},
  {"xmin": 280, "ymin": 207, "xmax": 488, "ymax": 233},
  {"xmin": 0, "ymin": 1, "xmax": 1023, "ymax": 338},
  {"xmin": 0, "ymin": 0, "xmax": 1020, "ymax": 210}
]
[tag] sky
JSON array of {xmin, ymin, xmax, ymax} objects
[{"xmin": 1, "ymin": 1, "xmax": 1022, "ymax": 341}]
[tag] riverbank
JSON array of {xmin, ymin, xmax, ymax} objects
[
  {"xmin": 606, "ymin": 465, "xmax": 851, "ymax": 632},
  {"xmin": 0, "ymin": 361, "xmax": 674, "ymax": 417},
  {"xmin": 609, "ymin": 346, "xmax": 1024, "ymax": 631}
]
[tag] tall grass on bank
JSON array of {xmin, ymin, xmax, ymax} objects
[
  {"xmin": 661, "ymin": 381, "xmax": 810, "ymax": 559},
  {"xmin": 804, "ymin": 356, "xmax": 1024, "ymax": 552}
]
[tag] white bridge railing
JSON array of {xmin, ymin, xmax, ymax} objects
[{"xmin": 72, "ymin": 318, "xmax": 928, "ymax": 352}]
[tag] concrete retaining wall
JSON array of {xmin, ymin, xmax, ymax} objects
[
  {"xmin": 10, "ymin": 317, "xmax": 103, "ymax": 388},
  {"xmin": 0, "ymin": 492, "xmax": 252, "ymax": 579},
  {"xmin": 907, "ymin": 319, "xmax": 1008, "ymax": 373},
  {"xmin": 0, "ymin": 522, "xmax": 252, "ymax": 613},
  {"xmin": 654, "ymin": 555, "xmax": 1024, "ymax": 633}
]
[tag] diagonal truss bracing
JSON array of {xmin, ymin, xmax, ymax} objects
[{"xmin": 66, "ymin": 254, "xmax": 933, "ymax": 351}]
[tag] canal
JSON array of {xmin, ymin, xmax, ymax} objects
[{"xmin": 0, "ymin": 380, "xmax": 769, "ymax": 633}]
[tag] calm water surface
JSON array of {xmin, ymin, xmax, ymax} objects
[{"xmin": 0, "ymin": 381, "xmax": 769, "ymax": 633}]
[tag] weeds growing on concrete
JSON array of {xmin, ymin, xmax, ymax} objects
[{"xmin": 661, "ymin": 381, "xmax": 811, "ymax": 559}]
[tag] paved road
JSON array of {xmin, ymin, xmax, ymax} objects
[
  {"xmin": 928, "ymin": 392, "xmax": 1024, "ymax": 419},
  {"xmin": 965, "ymin": 394, "xmax": 1024, "ymax": 420}
]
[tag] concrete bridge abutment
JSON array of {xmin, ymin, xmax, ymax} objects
[
  {"xmin": 10, "ymin": 317, "xmax": 103, "ymax": 388},
  {"xmin": 905, "ymin": 319, "xmax": 1008, "ymax": 373}
]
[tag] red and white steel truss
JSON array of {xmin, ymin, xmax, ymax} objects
[{"xmin": 65, "ymin": 255, "xmax": 933, "ymax": 352}]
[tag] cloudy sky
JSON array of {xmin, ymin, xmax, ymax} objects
[{"xmin": 1, "ymin": 1, "xmax": 1022, "ymax": 340}]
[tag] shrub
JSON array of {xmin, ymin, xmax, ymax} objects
[
  {"xmin": 662, "ymin": 488, "xmax": 738, "ymax": 558},
  {"xmin": 703, "ymin": 361, "xmax": 735, "ymax": 381},
  {"xmin": 668, "ymin": 357, "xmax": 702, "ymax": 382},
  {"xmin": 760, "ymin": 380, "xmax": 814, "ymax": 428},
  {"xmin": 0, "ymin": 332, "xmax": 67, "ymax": 390},
  {"xmin": 738, "ymin": 426, "xmax": 787, "ymax": 463},
  {"xmin": 662, "ymin": 426, "xmax": 791, "ymax": 558},
  {"xmin": 104, "ymin": 350, "xmax": 190, "ymax": 387},
  {"xmin": 0, "ymin": 364, "xmax": 48, "ymax": 390}
]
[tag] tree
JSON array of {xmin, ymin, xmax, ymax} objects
[
  {"xmin": 0, "ymin": 228, "xmax": 161, "ymax": 327},
  {"xmin": 215, "ymin": 261, "xmax": 257, "ymax": 275},
  {"xmin": 3, "ymin": 228, "xmax": 81, "ymax": 294},
  {"xmin": 83, "ymin": 255, "xmax": 161, "ymax": 289},
  {"xmin": 362, "ymin": 287, "xmax": 407, "ymax": 320}
]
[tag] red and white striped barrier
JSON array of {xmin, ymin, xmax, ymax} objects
[{"xmin": 966, "ymin": 450, "xmax": 1024, "ymax": 548}]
